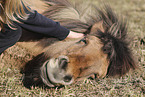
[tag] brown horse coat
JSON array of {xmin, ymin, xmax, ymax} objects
[{"xmin": 17, "ymin": 0, "xmax": 136, "ymax": 88}]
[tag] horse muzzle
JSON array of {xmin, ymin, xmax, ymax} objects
[{"xmin": 40, "ymin": 55, "xmax": 74, "ymax": 87}]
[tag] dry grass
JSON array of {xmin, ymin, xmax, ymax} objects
[{"xmin": 0, "ymin": 0, "xmax": 145, "ymax": 96}]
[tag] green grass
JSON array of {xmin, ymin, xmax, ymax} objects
[{"xmin": 0, "ymin": 0, "xmax": 145, "ymax": 96}]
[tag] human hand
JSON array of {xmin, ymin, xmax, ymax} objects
[{"xmin": 67, "ymin": 31, "xmax": 84, "ymax": 38}]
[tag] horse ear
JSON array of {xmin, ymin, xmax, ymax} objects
[{"xmin": 89, "ymin": 21, "xmax": 105, "ymax": 35}]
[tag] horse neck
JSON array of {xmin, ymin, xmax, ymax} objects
[{"xmin": 25, "ymin": 0, "xmax": 48, "ymax": 14}]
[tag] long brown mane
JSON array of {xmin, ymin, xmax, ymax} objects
[
  {"xmin": 43, "ymin": 0, "xmax": 136, "ymax": 77},
  {"xmin": 43, "ymin": 0, "xmax": 96, "ymax": 33}
]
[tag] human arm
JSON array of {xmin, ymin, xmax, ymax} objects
[
  {"xmin": 15, "ymin": 10, "xmax": 83, "ymax": 40},
  {"xmin": 0, "ymin": 24, "xmax": 22, "ymax": 54}
]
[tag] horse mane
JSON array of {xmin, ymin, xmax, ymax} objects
[
  {"xmin": 43, "ymin": 0, "xmax": 136, "ymax": 76},
  {"xmin": 43, "ymin": 0, "xmax": 98, "ymax": 33}
]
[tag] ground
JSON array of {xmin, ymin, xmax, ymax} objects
[{"xmin": 0, "ymin": 0, "xmax": 145, "ymax": 96}]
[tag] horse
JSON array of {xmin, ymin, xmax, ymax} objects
[{"xmin": 19, "ymin": 0, "xmax": 136, "ymax": 88}]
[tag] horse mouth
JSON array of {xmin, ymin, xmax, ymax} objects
[{"xmin": 40, "ymin": 56, "xmax": 74, "ymax": 87}]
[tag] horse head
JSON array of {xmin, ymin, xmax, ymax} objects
[{"xmin": 22, "ymin": 0, "xmax": 136, "ymax": 88}]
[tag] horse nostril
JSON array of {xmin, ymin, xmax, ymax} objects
[
  {"xmin": 63, "ymin": 75, "xmax": 72, "ymax": 82},
  {"xmin": 59, "ymin": 58, "xmax": 68, "ymax": 70}
]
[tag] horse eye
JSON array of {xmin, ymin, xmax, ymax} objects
[
  {"xmin": 77, "ymin": 38, "xmax": 87, "ymax": 45},
  {"xmin": 81, "ymin": 39, "xmax": 87, "ymax": 44}
]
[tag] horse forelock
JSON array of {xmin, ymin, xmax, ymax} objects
[{"xmin": 93, "ymin": 6, "xmax": 136, "ymax": 77}]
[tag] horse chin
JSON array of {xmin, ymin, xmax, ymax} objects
[{"xmin": 40, "ymin": 56, "xmax": 74, "ymax": 87}]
